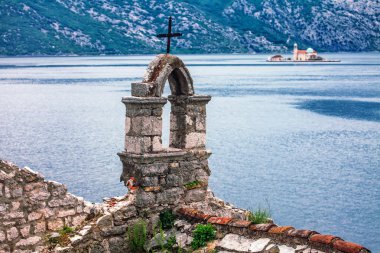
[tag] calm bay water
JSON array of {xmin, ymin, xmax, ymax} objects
[{"xmin": 0, "ymin": 54, "xmax": 379, "ymax": 251}]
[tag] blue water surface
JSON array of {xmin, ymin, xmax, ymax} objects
[{"xmin": 0, "ymin": 53, "xmax": 379, "ymax": 251}]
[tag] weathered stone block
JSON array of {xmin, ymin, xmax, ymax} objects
[
  {"xmin": 195, "ymin": 168, "xmax": 210, "ymax": 182},
  {"xmin": 34, "ymin": 220, "xmax": 46, "ymax": 233},
  {"xmin": 7, "ymin": 211, "xmax": 24, "ymax": 219},
  {"xmin": 0, "ymin": 203, "xmax": 9, "ymax": 213},
  {"xmin": 100, "ymin": 224, "xmax": 128, "ymax": 237},
  {"xmin": 140, "ymin": 163, "xmax": 169, "ymax": 177},
  {"xmin": 20, "ymin": 166, "xmax": 43, "ymax": 182},
  {"xmin": 49, "ymin": 180, "xmax": 68, "ymax": 197},
  {"xmin": 108, "ymin": 236, "xmax": 129, "ymax": 253},
  {"xmin": 26, "ymin": 187, "xmax": 50, "ymax": 202},
  {"xmin": 143, "ymin": 186, "xmax": 161, "ymax": 192},
  {"xmin": 185, "ymin": 132, "xmax": 206, "ymax": 149},
  {"xmin": 217, "ymin": 234, "xmax": 251, "ymax": 252},
  {"xmin": 152, "ymin": 136, "xmax": 163, "ymax": 152},
  {"xmin": 165, "ymin": 174, "xmax": 183, "ymax": 187},
  {"xmin": 131, "ymin": 116, "xmax": 162, "ymax": 136},
  {"xmin": 48, "ymin": 194, "xmax": 78, "ymax": 208},
  {"xmin": 7, "ymin": 227, "xmax": 19, "ymax": 240},
  {"xmin": 195, "ymin": 116, "xmax": 206, "ymax": 131},
  {"xmin": 131, "ymin": 82, "xmax": 154, "ymax": 97},
  {"xmin": 24, "ymin": 182, "xmax": 45, "ymax": 192},
  {"xmin": 125, "ymin": 117, "xmax": 131, "ymax": 135},
  {"xmin": 141, "ymin": 177, "xmax": 159, "ymax": 187},
  {"xmin": 4, "ymin": 186, "xmax": 11, "ymax": 198},
  {"xmin": 185, "ymin": 188, "xmax": 206, "ymax": 203},
  {"xmin": 15, "ymin": 236, "xmax": 41, "ymax": 248},
  {"xmin": 96, "ymin": 214, "xmax": 113, "ymax": 230},
  {"xmin": 124, "ymin": 136, "xmax": 152, "ymax": 154},
  {"xmin": 28, "ymin": 212, "xmax": 42, "ymax": 221},
  {"xmin": 0, "ymin": 231, "xmax": 5, "ymax": 242},
  {"xmin": 11, "ymin": 185, "xmax": 23, "ymax": 198},
  {"xmin": 72, "ymin": 214, "xmax": 87, "ymax": 227},
  {"xmin": 156, "ymin": 188, "xmax": 184, "ymax": 205},
  {"xmin": 249, "ymin": 238, "xmax": 272, "ymax": 253},
  {"xmin": 135, "ymin": 191, "xmax": 156, "ymax": 207},
  {"xmin": 47, "ymin": 219, "xmax": 64, "ymax": 231},
  {"xmin": 57, "ymin": 209, "xmax": 76, "ymax": 218},
  {"xmin": 113, "ymin": 205, "xmax": 137, "ymax": 226},
  {"xmin": 11, "ymin": 201, "xmax": 20, "ymax": 211},
  {"xmin": 20, "ymin": 225, "xmax": 30, "ymax": 238}
]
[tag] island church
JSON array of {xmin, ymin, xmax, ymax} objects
[{"xmin": 293, "ymin": 43, "xmax": 318, "ymax": 61}]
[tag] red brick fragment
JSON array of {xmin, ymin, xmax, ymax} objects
[
  {"xmin": 269, "ymin": 226, "xmax": 294, "ymax": 234},
  {"xmin": 229, "ymin": 219, "xmax": 252, "ymax": 228},
  {"xmin": 249, "ymin": 223, "xmax": 277, "ymax": 232},
  {"xmin": 177, "ymin": 207, "xmax": 193, "ymax": 216},
  {"xmin": 287, "ymin": 229, "xmax": 317, "ymax": 238},
  {"xmin": 310, "ymin": 234, "xmax": 340, "ymax": 245},
  {"xmin": 191, "ymin": 211, "xmax": 212, "ymax": 221},
  {"xmin": 207, "ymin": 216, "xmax": 232, "ymax": 225},
  {"xmin": 333, "ymin": 240, "xmax": 368, "ymax": 253}
]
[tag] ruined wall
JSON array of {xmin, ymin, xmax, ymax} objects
[{"xmin": 0, "ymin": 161, "xmax": 94, "ymax": 253}]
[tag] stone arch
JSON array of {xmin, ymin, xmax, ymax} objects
[
  {"xmin": 132, "ymin": 54, "xmax": 194, "ymax": 97},
  {"xmin": 124, "ymin": 55, "xmax": 210, "ymax": 154}
]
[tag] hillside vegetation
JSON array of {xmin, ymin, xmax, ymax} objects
[{"xmin": 0, "ymin": 0, "xmax": 379, "ymax": 55}]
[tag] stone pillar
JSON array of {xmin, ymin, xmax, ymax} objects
[
  {"xmin": 122, "ymin": 97, "xmax": 167, "ymax": 154},
  {"xmin": 168, "ymin": 95, "xmax": 211, "ymax": 149}
]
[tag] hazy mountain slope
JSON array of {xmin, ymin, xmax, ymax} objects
[{"xmin": 0, "ymin": 0, "xmax": 378, "ymax": 55}]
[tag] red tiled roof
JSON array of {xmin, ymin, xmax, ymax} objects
[
  {"xmin": 287, "ymin": 229, "xmax": 317, "ymax": 238},
  {"xmin": 207, "ymin": 216, "xmax": 232, "ymax": 225},
  {"xmin": 176, "ymin": 207, "xmax": 371, "ymax": 253},
  {"xmin": 333, "ymin": 240, "xmax": 369, "ymax": 253},
  {"xmin": 269, "ymin": 226, "xmax": 294, "ymax": 234},
  {"xmin": 310, "ymin": 234, "xmax": 340, "ymax": 245},
  {"xmin": 249, "ymin": 223, "xmax": 277, "ymax": 232}
]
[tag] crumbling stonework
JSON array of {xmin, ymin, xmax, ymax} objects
[
  {"xmin": 0, "ymin": 161, "xmax": 95, "ymax": 253},
  {"xmin": 0, "ymin": 54, "xmax": 371, "ymax": 253}
]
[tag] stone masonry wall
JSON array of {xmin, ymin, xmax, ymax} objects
[{"xmin": 0, "ymin": 161, "xmax": 94, "ymax": 253}]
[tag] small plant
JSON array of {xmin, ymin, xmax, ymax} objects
[
  {"xmin": 153, "ymin": 222, "xmax": 166, "ymax": 251},
  {"xmin": 46, "ymin": 225, "xmax": 74, "ymax": 248},
  {"xmin": 191, "ymin": 224, "xmax": 216, "ymax": 250},
  {"xmin": 126, "ymin": 219, "xmax": 148, "ymax": 253},
  {"xmin": 59, "ymin": 225, "xmax": 74, "ymax": 235},
  {"xmin": 248, "ymin": 207, "xmax": 271, "ymax": 224},
  {"xmin": 47, "ymin": 235, "xmax": 59, "ymax": 245},
  {"xmin": 184, "ymin": 180, "xmax": 203, "ymax": 190},
  {"xmin": 166, "ymin": 235, "xmax": 176, "ymax": 250},
  {"xmin": 159, "ymin": 209, "xmax": 176, "ymax": 229}
]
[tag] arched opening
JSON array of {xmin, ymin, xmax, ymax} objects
[{"xmin": 168, "ymin": 68, "xmax": 189, "ymax": 95}]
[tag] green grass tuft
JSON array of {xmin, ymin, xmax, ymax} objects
[
  {"xmin": 248, "ymin": 207, "xmax": 271, "ymax": 224},
  {"xmin": 126, "ymin": 219, "xmax": 148, "ymax": 253},
  {"xmin": 191, "ymin": 223, "xmax": 216, "ymax": 250}
]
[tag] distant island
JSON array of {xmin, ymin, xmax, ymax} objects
[
  {"xmin": 1, "ymin": 0, "xmax": 379, "ymax": 56},
  {"xmin": 267, "ymin": 43, "xmax": 341, "ymax": 62}
]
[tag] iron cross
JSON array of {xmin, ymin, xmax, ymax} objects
[{"xmin": 156, "ymin": 16, "xmax": 182, "ymax": 54}]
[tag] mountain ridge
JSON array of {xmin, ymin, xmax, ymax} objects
[{"xmin": 0, "ymin": 0, "xmax": 379, "ymax": 56}]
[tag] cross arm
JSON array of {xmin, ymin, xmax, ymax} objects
[{"xmin": 157, "ymin": 34, "xmax": 169, "ymax": 38}]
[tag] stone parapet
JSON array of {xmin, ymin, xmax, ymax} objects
[{"xmin": 0, "ymin": 160, "xmax": 96, "ymax": 253}]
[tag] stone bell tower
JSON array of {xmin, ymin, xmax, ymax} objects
[{"xmin": 118, "ymin": 54, "xmax": 211, "ymax": 213}]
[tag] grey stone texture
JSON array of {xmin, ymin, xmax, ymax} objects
[{"xmin": 0, "ymin": 160, "xmax": 94, "ymax": 252}]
